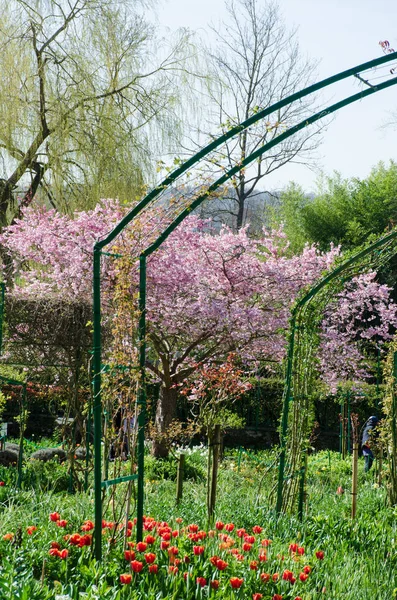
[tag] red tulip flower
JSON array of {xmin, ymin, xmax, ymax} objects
[
  {"xmin": 60, "ymin": 549, "xmax": 68, "ymax": 559},
  {"xmin": 143, "ymin": 533, "xmax": 154, "ymax": 544},
  {"xmin": 0, "ymin": 482, "xmax": 5, "ymax": 486},
  {"xmin": 216, "ymin": 559, "xmax": 228, "ymax": 570},
  {"xmin": 211, "ymin": 580, "xmax": 220, "ymax": 590},
  {"xmin": 124, "ymin": 550, "xmax": 135, "ymax": 561},
  {"xmin": 260, "ymin": 573, "xmax": 270, "ymax": 583},
  {"xmin": 297, "ymin": 547, "xmax": 305, "ymax": 556},
  {"xmin": 26, "ymin": 526, "xmax": 37, "ymax": 535},
  {"xmin": 136, "ymin": 541, "xmax": 147, "ymax": 552},
  {"xmin": 215, "ymin": 521, "xmax": 224, "ymax": 530},
  {"xmin": 299, "ymin": 573, "xmax": 309, "ymax": 582},
  {"xmin": 303, "ymin": 565, "xmax": 311, "ymax": 574},
  {"xmin": 273, "ymin": 595, "xmax": 283, "ymax": 600},
  {"xmin": 188, "ymin": 524, "xmax": 199, "ymax": 533},
  {"xmin": 130, "ymin": 560, "xmax": 143, "ymax": 573},
  {"xmin": 253, "ymin": 594, "xmax": 263, "ymax": 600},
  {"xmin": 230, "ymin": 577, "xmax": 243, "ymax": 589},
  {"xmin": 148, "ymin": 564, "xmax": 158, "ymax": 574},
  {"xmin": 196, "ymin": 577, "xmax": 207, "ymax": 587},
  {"xmin": 316, "ymin": 551, "xmax": 325, "ymax": 560},
  {"xmin": 120, "ymin": 573, "xmax": 132, "ymax": 584},
  {"xmin": 56, "ymin": 520, "xmax": 68, "ymax": 528},
  {"xmin": 145, "ymin": 552, "xmax": 156, "ymax": 564},
  {"xmin": 50, "ymin": 512, "xmax": 60, "ymax": 522},
  {"xmin": 225, "ymin": 523, "xmax": 235, "ymax": 532},
  {"xmin": 252, "ymin": 526, "xmax": 262, "ymax": 534},
  {"xmin": 193, "ymin": 545, "xmax": 204, "ymax": 555}
]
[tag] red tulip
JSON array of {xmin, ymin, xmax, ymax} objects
[
  {"xmin": 50, "ymin": 512, "xmax": 60, "ymax": 522},
  {"xmin": 60, "ymin": 549, "xmax": 68, "ymax": 559},
  {"xmin": 303, "ymin": 565, "xmax": 311, "ymax": 574},
  {"xmin": 120, "ymin": 573, "xmax": 132, "ymax": 584},
  {"xmin": 225, "ymin": 523, "xmax": 235, "ymax": 532},
  {"xmin": 196, "ymin": 577, "xmax": 207, "ymax": 587},
  {"xmin": 242, "ymin": 542, "xmax": 252, "ymax": 552},
  {"xmin": 316, "ymin": 551, "xmax": 325, "ymax": 560},
  {"xmin": 252, "ymin": 526, "xmax": 262, "ymax": 534},
  {"xmin": 216, "ymin": 559, "xmax": 228, "ymax": 570},
  {"xmin": 145, "ymin": 552, "xmax": 156, "ymax": 564},
  {"xmin": 250, "ymin": 560, "xmax": 258, "ymax": 570},
  {"xmin": 253, "ymin": 595, "xmax": 263, "ymax": 600},
  {"xmin": 215, "ymin": 521, "xmax": 224, "ymax": 530},
  {"xmin": 211, "ymin": 579, "xmax": 220, "ymax": 590},
  {"xmin": 230, "ymin": 577, "xmax": 243, "ymax": 589},
  {"xmin": 130, "ymin": 560, "xmax": 143, "ymax": 573},
  {"xmin": 0, "ymin": 482, "xmax": 5, "ymax": 486},
  {"xmin": 148, "ymin": 564, "xmax": 158, "ymax": 574},
  {"xmin": 297, "ymin": 547, "xmax": 305, "ymax": 556},
  {"xmin": 56, "ymin": 520, "xmax": 68, "ymax": 528},
  {"xmin": 260, "ymin": 573, "xmax": 270, "ymax": 583},
  {"xmin": 193, "ymin": 545, "xmax": 204, "ymax": 555},
  {"xmin": 124, "ymin": 550, "xmax": 135, "ymax": 561},
  {"xmin": 50, "ymin": 541, "xmax": 61, "ymax": 549},
  {"xmin": 299, "ymin": 573, "xmax": 308, "ymax": 582},
  {"xmin": 143, "ymin": 533, "xmax": 154, "ymax": 544},
  {"xmin": 136, "ymin": 541, "xmax": 147, "ymax": 552},
  {"xmin": 188, "ymin": 524, "xmax": 199, "ymax": 533},
  {"xmin": 273, "ymin": 595, "xmax": 283, "ymax": 600},
  {"xmin": 26, "ymin": 526, "xmax": 37, "ymax": 535}
]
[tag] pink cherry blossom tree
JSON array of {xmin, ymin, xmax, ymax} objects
[
  {"xmin": 319, "ymin": 272, "xmax": 397, "ymax": 393},
  {"xmin": 0, "ymin": 202, "xmax": 341, "ymax": 455}
]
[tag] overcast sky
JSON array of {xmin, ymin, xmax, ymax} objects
[{"xmin": 153, "ymin": 0, "xmax": 397, "ymax": 193}]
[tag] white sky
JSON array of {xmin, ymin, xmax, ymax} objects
[{"xmin": 154, "ymin": 0, "xmax": 397, "ymax": 193}]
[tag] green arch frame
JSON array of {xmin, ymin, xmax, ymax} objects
[{"xmin": 92, "ymin": 52, "xmax": 397, "ymax": 559}]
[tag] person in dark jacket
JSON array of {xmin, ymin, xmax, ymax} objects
[{"xmin": 361, "ymin": 416, "xmax": 379, "ymax": 472}]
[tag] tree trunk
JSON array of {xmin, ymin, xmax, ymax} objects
[{"xmin": 153, "ymin": 385, "xmax": 178, "ymax": 458}]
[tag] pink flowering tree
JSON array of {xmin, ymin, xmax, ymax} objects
[
  {"xmin": 319, "ymin": 272, "xmax": 397, "ymax": 393},
  {"xmin": 0, "ymin": 202, "xmax": 341, "ymax": 456}
]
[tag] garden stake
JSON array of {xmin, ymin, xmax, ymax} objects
[
  {"xmin": 176, "ymin": 453, "xmax": 185, "ymax": 504},
  {"xmin": 351, "ymin": 413, "xmax": 359, "ymax": 519},
  {"xmin": 208, "ymin": 424, "xmax": 221, "ymax": 519},
  {"xmin": 351, "ymin": 442, "xmax": 358, "ymax": 519}
]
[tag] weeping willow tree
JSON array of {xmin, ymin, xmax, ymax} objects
[
  {"xmin": 277, "ymin": 228, "xmax": 397, "ymax": 514},
  {"xmin": 0, "ymin": 0, "xmax": 191, "ymax": 222}
]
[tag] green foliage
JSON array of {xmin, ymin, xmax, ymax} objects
[{"xmin": 277, "ymin": 161, "xmax": 397, "ymax": 252}]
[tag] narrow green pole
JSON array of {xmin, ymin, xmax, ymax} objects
[
  {"xmin": 136, "ymin": 254, "xmax": 147, "ymax": 543},
  {"xmin": 0, "ymin": 282, "xmax": 5, "ymax": 356},
  {"xmin": 85, "ymin": 408, "xmax": 91, "ymax": 492},
  {"xmin": 276, "ymin": 312, "xmax": 297, "ymax": 513},
  {"xmin": 17, "ymin": 384, "xmax": 26, "ymax": 489},
  {"xmin": 93, "ymin": 245, "xmax": 103, "ymax": 560},
  {"xmin": 376, "ymin": 346, "xmax": 381, "ymax": 410},
  {"xmin": 339, "ymin": 394, "xmax": 343, "ymax": 456},
  {"xmin": 298, "ymin": 448, "xmax": 307, "ymax": 521},
  {"xmin": 347, "ymin": 391, "xmax": 351, "ymax": 454}
]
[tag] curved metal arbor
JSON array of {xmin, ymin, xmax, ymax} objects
[
  {"xmin": 276, "ymin": 229, "xmax": 397, "ymax": 515},
  {"xmin": 92, "ymin": 52, "xmax": 397, "ymax": 559}
]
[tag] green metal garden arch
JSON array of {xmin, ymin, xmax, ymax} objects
[{"xmin": 92, "ymin": 51, "xmax": 397, "ymax": 559}]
